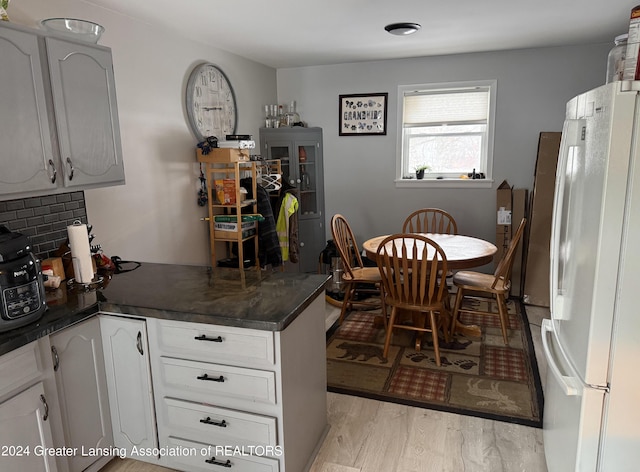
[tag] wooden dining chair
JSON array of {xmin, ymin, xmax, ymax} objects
[
  {"xmin": 376, "ymin": 234, "xmax": 450, "ymax": 366},
  {"xmin": 402, "ymin": 208, "xmax": 458, "ymax": 235},
  {"xmin": 450, "ymin": 218, "xmax": 527, "ymax": 344},
  {"xmin": 330, "ymin": 214, "xmax": 386, "ymax": 326},
  {"xmin": 403, "ymin": 208, "xmax": 458, "ymax": 298}
]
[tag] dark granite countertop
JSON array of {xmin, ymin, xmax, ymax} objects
[
  {"xmin": 0, "ymin": 285, "xmax": 100, "ymax": 357},
  {"xmin": 0, "ymin": 263, "xmax": 329, "ymax": 357}
]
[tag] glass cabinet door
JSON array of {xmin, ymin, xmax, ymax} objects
[
  {"xmin": 297, "ymin": 140, "xmax": 319, "ymax": 217},
  {"xmin": 265, "ymin": 140, "xmax": 293, "ymax": 187},
  {"xmin": 265, "ymin": 139, "xmax": 320, "ymax": 218}
]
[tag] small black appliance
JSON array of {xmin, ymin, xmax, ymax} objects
[{"xmin": 0, "ymin": 225, "xmax": 47, "ymax": 332}]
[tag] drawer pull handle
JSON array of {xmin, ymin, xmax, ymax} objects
[
  {"xmin": 48, "ymin": 159, "xmax": 57, "ymax": 184},
  {"xmin": 51, "ymin": 346, "xmax": 60, "ymax": 371},
  {"xmin": 205, "ymin": 457, "xmax": 232, "ymax": 468},
  {"xmin": 40, "ymin": 394, "xmax": 49, "ymax": 421},
  {"xmin": 200, "ymin": 417, "xmax": 227, "ymax": 428},
  {"xmin": 197, "ymin": 373, "xmax": 225, "ymax": 382},
  {"xmin": 136, "ymin": 331, "xmax": 144, "ymax": 355},
  {"xmin": 66, "ymin": 157, "xmax": 75, "ymax": 181},
  {"xmin": 194, "ymin": 335, "xmax": 223, "ymax": 342}
]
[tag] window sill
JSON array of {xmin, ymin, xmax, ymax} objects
[{"xmin": 395, "ymin": 178, "xmax": 494, "ymax": 189}]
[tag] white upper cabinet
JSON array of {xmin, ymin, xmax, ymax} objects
[
  {"xmin": 0, "ymin": 22, "xmax": 125, "ymax": 200},
  {"xmin": 45, "ymin": 37, "xmax": 125, "ymax": 189},
  {"xmin": 0, "ymin": 25, "xmax": 57, "ymax": 195}
]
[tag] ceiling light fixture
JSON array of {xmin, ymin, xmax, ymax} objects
[{"xmin": 384, "ymin": 22, "xmax": 421, "ymax": 36}]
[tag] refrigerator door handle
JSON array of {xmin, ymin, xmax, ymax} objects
[
  {"xmin": 541, "ymin": 319, "xmax": 580, "ymax": 396},
  {"xmin": 550, "ymin": 118, "xmax": 585, "ymax": 320}
]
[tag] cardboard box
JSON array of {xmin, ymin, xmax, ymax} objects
[
  {"xmin": 523, "ymin": 132, "xmax": 562, "ymax": 307},
  {"xmin": 213, "ymin": 221, "xmax": 257, "ymax": 232},
  {"xmin": 41, "ymin": 257, "xmax": 66, "ymax": 281},
  {"xmin": 213, "ymin": 221, "xmax": 257, "ymax": 240},
  {"xmin": 495, "ymin": 180, "xmax": 527, "ymax": 297},
  {"xmin": 511, "ymin": 188, "xmax": 528, "ymax": 297},
  {"xmin": 496, "ymin": 180, "xmax": 513, "ymax": 263},
  {"xmin": 214, "ymin": 179, "xmax": 237, "ymax": 204},
  {"xmin": 196, "ymin": 148, "xmax": 249, "ymax": 163}
]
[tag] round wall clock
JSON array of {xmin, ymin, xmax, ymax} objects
[{"xmin": 185, "ymin": 63, "xmax": 237, "ymax": 142}]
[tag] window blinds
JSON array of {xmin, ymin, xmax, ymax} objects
[{"xmin": 403, "ymin": 88, "xmax": 489, "ymax": 125}]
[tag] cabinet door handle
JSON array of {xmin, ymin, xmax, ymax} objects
[
  {"xmin": 48, "ymin": 159, "xmax": 57, "ymax": 184},
  {"xmin": 51, "ymin": 346, "xmax": 60, "ymax": 371},
  {"xmin": 136, "ymin": 331, "xmax": 144, "ymax": 355},
  {"xmin": 196, "ymin": 373, "xmax": 225, "ymax": 382},
  {"xmin": 66, "ymin": 157, "xmax": 75, "ymax": 181},
  {"xmin": 199, "ymin": 417, "xmax": 227, "ymax": 428},
  {"xmin": 40, "ymin": 394, "xmax": 49, "ymax": 421},
  {"xmin": 194, "ymin": 335, "xmax": 223, "ymax": 343},
  {"xmin": 204, "ymin": 457, "xmax": 232, "ymax": 468}
]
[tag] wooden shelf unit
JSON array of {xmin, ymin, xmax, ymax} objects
[{"xmin": 197, "ymin": 149, "xmax": 259, "ymax": 270}]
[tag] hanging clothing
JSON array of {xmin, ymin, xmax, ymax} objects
[
  {"xmin": 276, "ymin": 193, "xmax": 299, "ymax": 261},
  {"xmin": 288, "ymin": 201, "xmax": 299, "ymax": 263},
  {"xmin": 240, "ymin": 178, "xmax": 282, "ymax": 268}
]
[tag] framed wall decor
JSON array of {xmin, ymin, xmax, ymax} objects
[{"xmin": 339, "ymin": 92, "xmax": 388, "ymax": 136}]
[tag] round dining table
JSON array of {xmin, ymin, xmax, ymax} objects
[
  {"xmin": 362, "ymin": 233, "xmax": 497, "ymax": 269},
  {"xmin": 362, "ymin": 233, "xmax": 498, "ymax": 338}
]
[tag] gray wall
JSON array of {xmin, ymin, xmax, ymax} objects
[{"xmin": 277, "ymin": 43, "xmax": 611, "ymax": 254}]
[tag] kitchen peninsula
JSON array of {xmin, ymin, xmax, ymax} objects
[{"xmin": 0, "ymin": 264, "xmax": 329, "ymax": 472}]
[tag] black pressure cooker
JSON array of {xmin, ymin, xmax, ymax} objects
[{"xmin": 0, "ymin": 226, "xmax": 47, "ymax": 332}]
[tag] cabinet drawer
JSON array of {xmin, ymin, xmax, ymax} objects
[
  {"xmin": 160, "ymin": 357, "xmax": 276, "ymax": 405},
  {"xmin": 165, "ymin": 436, "xmax": 279, "ymax": 472},
  {"xmin": 163, "ymin": 398, "xmax": 277, "ymax": 448},
  {"xmin": 155, "ymin": 320, "xmax": 275, "ymax": 366},
  {"xmin": 0, "ymin": 341, "xmax": 43, "ymax": 401}
]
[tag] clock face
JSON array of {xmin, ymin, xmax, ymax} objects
[{"xmin": 186, "ymin": 63, "xmax": 237, "ymax": 142}]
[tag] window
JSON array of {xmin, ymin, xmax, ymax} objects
[{"xmin": 396, "ymin": 80, "xmax": 496, "ymax": 186}]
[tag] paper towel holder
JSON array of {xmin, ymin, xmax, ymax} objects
[{"xmin": 67, "ymin": 275, "xmax": 104, "ymax": 291}]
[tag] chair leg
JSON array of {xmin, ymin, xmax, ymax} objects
[
  {"xmin": 379, "ymin": 287, "xmax": 388, "ymax": 330},
  {"xmin": 439, "ymin": 310, "xmax": 452, "ymax": 343},
  {"xmin": 496, "ymin": 293, "xmax": 509, "ymax": 345},
  {"xmin": 383, "ymin": 306, "xmax": 399, "ymax": 359},
  {"xmin": 450, "ymin": 287, "xmax": 465, "ymax": 336},
  {"xmin": 429, "ymin": 311, "xmax": 441, "ymax": 367},
  {"xmin": 338, "ymin": 282, "xmax": 354, "ymax": 325}
]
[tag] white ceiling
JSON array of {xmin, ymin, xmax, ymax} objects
[{"xmin": 86, "ymin": 0, "xmax": 637, "ymax": 68}]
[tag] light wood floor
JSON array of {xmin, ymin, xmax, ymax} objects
[{"xmin": 101, "ymin": 303, "xmax": 550, "ymax": 472}]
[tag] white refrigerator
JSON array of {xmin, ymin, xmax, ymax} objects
[{"xmin": 542, "ymin": 80, "xmax": 640, "ymax": 472}]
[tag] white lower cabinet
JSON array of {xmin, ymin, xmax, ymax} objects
[
  {"xmin": 159, "ymin": 357, "xmax": 277, "ymax": 405},
  {"xmin": 99, "ymin": 314, "xmax": 158, "ymax": 462},
  {"xmin": 166, "ymin": 436, "xmax": 279, "ymax": 472},
  {"xmin": 0, "ymin": 382, "xmax": 58, "ymax": 472},
  {"xmin": 164, "ymin": 397, "xmax": 277, "ymax": 449},
  {"xmin": 49, "ymin": 317, "xmax": 114, "ymax": 472},
  {"xmin": 148, "ymin": 294, "xmax": 328, "ymax": 472},
  {"xmin": 0, "ymin": 338, "xmax": 70, "ymax": 472},
  {"xmin": 0, "ymin": 294, "xmax": 326, "ymax": 472}
]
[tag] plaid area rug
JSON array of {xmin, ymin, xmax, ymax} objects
[{"xmin": 326, "ymin": 297, "xmax": 543, "ymax": 427}]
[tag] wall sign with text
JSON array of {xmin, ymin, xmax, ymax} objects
[{"xmin": 339, "ymin": 93, "xmax": 388, "ymax": 136}]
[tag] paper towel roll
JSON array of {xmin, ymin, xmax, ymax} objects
[{"xmin": 67, "ymin": 222, "xmax": 94, "ymax": 283}]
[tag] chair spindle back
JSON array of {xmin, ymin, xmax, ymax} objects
[
  {"xmin": 402, "ymin": 208, "xmax": 458, "ymax": 234},
  {"xmin": 331, "ymin": 214, "xmax": 365, "ymax": 279},
  {"xmin": 376, "ymin": 234, "xmax": 448, "ymax": 309}
]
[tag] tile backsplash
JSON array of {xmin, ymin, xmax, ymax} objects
[{"xmin": 0, "ymin": 192, "xmax": 88, "ymax": 259}]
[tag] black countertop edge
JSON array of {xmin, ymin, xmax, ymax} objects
[
  {"xmin": 0, "ymin": 267, "xmax": 330, "ymax": 357},
  {"xmin": 98, "ymin": 279, "xmax": 327, "ymax": 332},
  {"xmin": 0, "ymin": 303, "xmax": 99, "ymax": 357}
]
